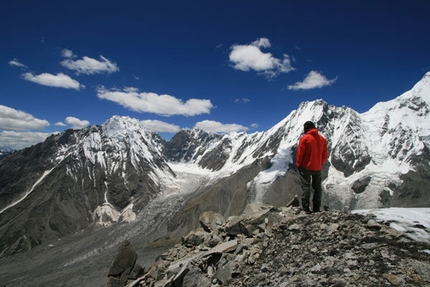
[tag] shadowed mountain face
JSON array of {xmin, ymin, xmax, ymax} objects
[{"xmin": 0, "ymin": 74, "xmax": 429, "ymax": 282}]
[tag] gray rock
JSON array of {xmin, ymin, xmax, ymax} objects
[
  {"xmin": 199, "ymin": 211, "xmax": 226, "ymax": 232},
  {"xmin": 182, "ymin": 265, "xmax": 212, "ymax": 287},
  {"xmin": 225, "ymin": 216, "xmax": 247, "ymax": 236},
  {"xmin": 181, "ymin": 230, "xmax": 206, "ymax": 247},
  {"xmin": 108, "ymin": 240, "xmax": 138, "ymax": 287},
  {"xmin": 118, "ymin": 205, "xmax": 430, "ymax": 287}
]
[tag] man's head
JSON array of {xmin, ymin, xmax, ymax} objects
[{"xmin": 303, "ymin": 121, "xmax": 316, "ymax": 133}]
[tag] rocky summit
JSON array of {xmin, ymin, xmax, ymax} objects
[{"xmin": 107, "ymin": 204, "xmax": 430, "ymax": 287}]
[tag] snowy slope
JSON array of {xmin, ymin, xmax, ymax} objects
[
  {"xmin": 167, "ymin": 72, "xmax": 430, "ymax": 210},
  {"xmin": 353, "ymin": 208, "xmax": 430, "ymax": 245}
]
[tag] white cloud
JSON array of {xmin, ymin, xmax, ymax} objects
[
  {"xmin": 140, "ymin": 120, "xmax": 180, "ymax": 133},
  {"xmin": 0, "ymin": 130, "xmax": 52, "ymax": 150},
  {"xmin": 65, "ymin": 116, "xmax": 90, "ymax": 129},
  {"xmin": 55, "ymin": 121, "xmax": 67, "ymax": 127},
  {"xmin": 194, "ymin": 120, "xmax": 248, "ymax": 133},
  {"xmin": 252, "ymin": 38, "xmax": 271, "ymax": 48},
  {"xmin": 229, "ymin": 37, "xmax": 294, "ymax": 78},
  {"xmin": 288, "ymin": 71, "xmax": 337, "ymax": 90},
  {"xmin": 251, "ymin": 123, "xmax": 259, "ymax": 128},
  {"xmin": 97, "ymin": 87, "xmax": 214, "ymax": 117},
  {"xmin": 9, "ymin": 59, "xmax": 28, "ymax": 68},
  {"xmin": 61, "ymin": 49, "xmax": 76, "ymax": 58},
  {"xmin": 22, "ymin": 72, "xmax": 84, "ymax": 90},
  {"xmin": 61, "ymin": 55, "xmax": 119, "ymax": 75},
  {"xmin": 0, "ymin": 105, "xmax": 50, "ymax": 130},
  {"xmin": 235, "ymin": 98, "xmax": 250, "ymax": 103}
]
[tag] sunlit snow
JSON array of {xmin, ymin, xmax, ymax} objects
[{"xmin": 353, "ymin": 208, "xmax": 430, "ymax": 244}]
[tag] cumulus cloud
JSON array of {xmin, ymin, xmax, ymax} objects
[
  {"xmin": 65, "ymin": 116, "xmax": 90, "ymax": 129},
  {"xmin": 55, "ymin": 121, "xmax": 67, "ymax": 127},
  {"xmin": 229, "ymin": 37, "xmax": 294, "ymax": 78},
  {"xmin": 22, "ymin": 72, "xmax": 84, "ymax": 90},
  {"xmin": 61, "ymin": 49, "xmax": 76, "ymax": 58},
  {"xmin": 0, "ymin": 130, "xmax": 52, "ymax": 150},
  {"xmin": 0, "ymin": 105, "xmax": 50, "ymax": 130},
  {"xmin": 9, "ymin": 59, "xmax": 28, "ymax": 68},
  {"xmin": 97, "ymin": 87, "xmax": 214, "ymax": 117},
  {"xmin": 140, "ymin": 120, "xmax": 180, "ymax": 133},
  {"xmin": 194, "ymin": 120, "xmax": 248, "ymax": 133},
  {"xmin": 288, "ymin": 71, "xmax": 337, "ymax": 90},
  {"xmin": 61, "ymin": 55, "xmax": 119, "ymax": 75}
]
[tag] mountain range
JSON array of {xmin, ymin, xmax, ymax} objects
[{"xmin": 0, "ymin": 72, "xmax": 429, "ymax": 286}]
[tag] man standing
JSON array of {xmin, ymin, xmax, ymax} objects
[{"xmin": 296, "ymin": 121, "xmax": 328, "ymax": 213}]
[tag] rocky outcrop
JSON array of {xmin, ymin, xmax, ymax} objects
[
  {"xmin": 117, "ymin": 204, "xmax": 430, "ymax": 287},
  {"xmin": 107, "ymin": 240, "xmax": 144, "ymax": 287}
]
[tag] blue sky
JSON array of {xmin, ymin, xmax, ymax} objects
[{"xmin": 1, "ymin": 0, "xmax": 429, "ymax": 150}]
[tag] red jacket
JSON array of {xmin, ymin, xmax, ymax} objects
[{"xmin": 296, "ymin": 128, "xmax": 328, "ymax": 171}]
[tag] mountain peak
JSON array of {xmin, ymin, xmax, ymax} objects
[
  {"xmin": 102, "ymin": 115, "xmax": 151, "ymax": 140},
  {"xmin": 409, "ymin": 71, "xmax": 430, "ymax": 102}
]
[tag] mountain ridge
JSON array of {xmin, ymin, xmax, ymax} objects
[{"xmin": 0, "ymin": 73, "xmax": 429, "ymax": 282}]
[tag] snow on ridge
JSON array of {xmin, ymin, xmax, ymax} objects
[
  {"xmin": 363, "ymin": 72, "xmax": 430, "ymax": 138},
  {"xmin": 0, "ymin": 167, "xmax": 55, "ymax": 214},
  {"xmin": 80, "ymin": 116, "xmax": 166, "ymax": 174},
  {"xmin": 353, "ymin": 208, "xmax": 430, "ymax": 244}
]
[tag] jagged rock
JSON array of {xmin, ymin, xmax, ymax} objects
[
  {"xmin": 125, "ymin": 204, "xmax": 430, "ymax": 287},
  {"xmin": 182, "ymin": 265, "xmax": 212, "ymax": 287},
  {"xmin": 181, "ymin": 230, "xmax": 206, "ymax": 247},
  {"xmin": 225, "ymin": 204, "xmax": 274, "ymax": 237},
  {"xmin": 214, "ymin": 260, "xmax": 234, "ymax": 284},
  {"xmin": 129, "ymin": 263, "xmax": 144, "ymax": 280},
  {"xmin": 206, "ymin": 239, "xmax": 238, "ymax": 255},
  {"xmin": 107, "ymin": 240, "xmax": 138, "ymax": 287},
  {"xmin": 225, "ymin": 216, "xmax": 248, "ymax": 236},
  {"xmin": 199, "ymin": 211, "xmax": 226, "ymax": 233},
  {"xmin": 203, "ymin": 233, "xmax": 222, "ymax": 248}
]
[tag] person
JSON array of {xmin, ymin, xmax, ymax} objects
[{"xmin": 296, "ymin": 121, "xmax": 328, "ymax": 213}]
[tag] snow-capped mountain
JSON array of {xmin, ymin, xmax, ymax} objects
[{"xmin": 0, "ymin": 73, "xmax": 429, "ymax": 258}]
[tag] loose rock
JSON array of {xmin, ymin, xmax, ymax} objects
[{"xmin": 112, "ymin": 205, "xmax": 430, "ymax": 287}]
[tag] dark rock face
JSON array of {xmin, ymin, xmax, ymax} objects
[
  {"xmin": 198, "ymin": 137, "xmax": 232, "ymax": 171},
  {"xmin": 121, "ymin": 204, "xmax": 430, "ymax": 287},
  {"xmin": 323, "ymin": 107, "xmax": 371, "ymax": 178},
  {"xmin": 351, "ymin": 176, "xmax": 372, "ymax": 194},
  {"xmin": 163, "ymin": 129, "xmax": 221, "ymax": 163},
  {"xmin": 107, "ymin": 240, "xmax": 143, "ymax": 287},
  {"xmin": 390, "ymin": 147, "xmax": 430, "ymax": 207}
]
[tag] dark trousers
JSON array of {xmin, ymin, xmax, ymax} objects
[{"xmin": 299, "ymin": 168, "xmax": 322, "ymax": 212}]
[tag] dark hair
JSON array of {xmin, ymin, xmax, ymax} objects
[{"xmin": 303, "ymin": 121, "xmax": 315, "ymax": 133}]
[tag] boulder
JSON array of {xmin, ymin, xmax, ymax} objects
[
  {"xmin": 107, "ymin": 240, "xmax": 138, "ymax": 287},
  {"xmin": 199, "ymin": 211, "xmax": 226, "ymax": 232}
]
